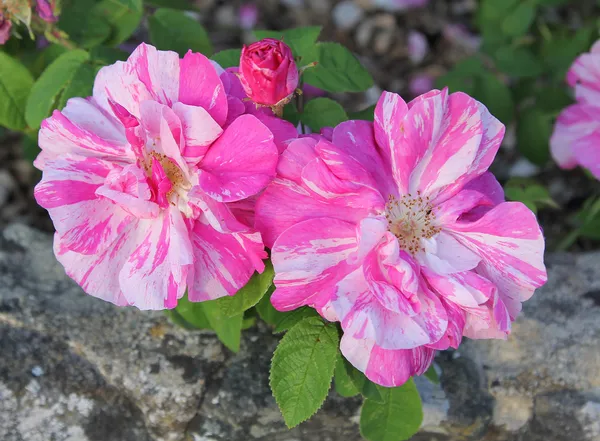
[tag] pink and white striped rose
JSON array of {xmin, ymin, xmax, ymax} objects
[
  {"xmin": 550, "ymin": 40, "xmax": 600, "ymax": 179},
  {"xmin": 34, "ymin": 43, "xmax": 282, "ymax": 310},
  {"xmin": 256, "ymin": 89, "xmax": 547, "ymax": 387}
]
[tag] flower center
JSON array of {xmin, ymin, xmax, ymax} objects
[
  {"xmin": 142, "ymin": 152, "xmax": 193, "ymax": 215},
  {"xmin": 385, "ymin": 193, "xmax": 440, "ymax": 254}
]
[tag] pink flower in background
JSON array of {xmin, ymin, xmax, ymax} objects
[
  {"xmin": 34, "ymin": 43, "xmax": 279, "ymax": 310},
  {"xmin": 239, "ymin": 38, "xmax": 299, "ymax": 106},
  {"xmin": 239, "ymin": 3, "xmax": 258, "ymax": 30},
  {"xmin": 373, "ymin": 0, "xmax": 429, "ymax": 12},
  {"xmin": 551, "ymin": 40, "xmax": 600, "ymax": 179},
  {"xmin": 256, "ymin": 89, "xmax": 547, "ymax": 387},
  {"xmin": 0, "ymin": 13, "xmax": 11, "ymax": 44},
  {"xmin": 36, "ymin": 0, "xmax": 57, "ymax": 23}
]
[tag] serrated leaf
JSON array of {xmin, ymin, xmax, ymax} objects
[
  {"xmin": 334, "ymin": 354, "xmax": 359, "ymax": 397},
  {"xmin": 501, "ymin": 2, "xmax": 536, "ymax": 37},
  {"xmin": 253, "ymin": 26, "xmax": 322, "ymax": 61},
  {"xmin": 149, "ymin": 8, "xmax": 213, "ymax": 57},
  {"xmin": 94, "ymin": 0, "xmax": 143, "ymax": 46},
  {"xmin": 516, "ymin": 108, "xmax": 551, "ymax": 165},
  {"xmin": 273, "ymin": 307, "xmax": 319, "ymax": 333},
  {"xmin": 211, "ymin": 49, "xmax": 241, "ymax": 69},
  {"xmin": 304, "ymin": 42, "xmax": 373, "ymax": 93},
  {"xmin": 270, "ymin": 317, "xmax": 339, "ymax": 427},
  {"xmin": 300, "ymin": 98, "xmax": 347, "ymax": 131},
  {"xmin": 215, "ymin": 260, "xmax": 274, "ymax": 318},
  {"xmin": 25, "ymin": 50, "xmax": 90, "ymax": 129},
  {"xmin": 343, "ymin": 357, "xmax": 385, "ymax": 403},
  {"xmin": 360, "ymin": 379, "xmax": 423, "ymax": 441},
  {"xmin": 0, "ymin": 52, "xmax": 34, "ymax": 130}
]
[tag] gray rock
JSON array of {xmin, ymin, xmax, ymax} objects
[{"xmin": 0, "ymin": 223, "xmax": 599, "ymax": 441}]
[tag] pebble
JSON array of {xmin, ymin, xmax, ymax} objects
[{"xmin": 332, "ymin": 1, "xmax": 364, "ymax": 30}]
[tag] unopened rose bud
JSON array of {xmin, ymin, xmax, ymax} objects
[
  {"xmin": 36, "ymin": 0, "xmax": 57, "ymax": 23},
  {"xmin": 0, "ymin": 13, "xmax": 11, "ymax": 45},
  {"xmin": 239, "ymin": 38, "xmax": 299, "ymax": 107}
]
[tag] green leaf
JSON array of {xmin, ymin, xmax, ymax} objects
[
  {"xmin": 56, "ymin": 62, "xmax": 97, "ymax": 111},
  {"xmin": 270, "ymin": 317, "xmax": 340, "ymax": 428},
  {"xmin": 304, "ymin": 42, "xmax": 373, "ymax": 93},
  {"xmin": 343, "ymin": 358, "xmax": 384, "ymax": 403},
  {"xmin": 501, "ymin": 2, "xmax": 536, "ymax": 37},
  {"xmin": 200, "ymin": 300, "xmax": 244, "ymax": 352},
  {"xmin": 480, "ymin": 0, "xmax": 520, "ymax": 22},
  {"xmin": 349, "ymin": 104, "xmax": 375, "ymax": 121},
  {"xmin": 535, "ymin": 85, "xmax": 572, "ymax": 113},
  {"xmin": 174, "ymin": 295, "xmax": 212, "ymax": 329},
  {"xmin": 256, "ymin": 286, "xmax": 288, "ymax": 326},
  {"xmin": 25, "ymin": 50, "xmax": 91, "ymax": 129},
  {"xmin": 23, "ymin": 44, "xmax": 68, "ymax": 78},
  {"xmin": 0, "ymin": 52, "xmax": 35, "ymax": 131},
  {"xmin": 94, "ymin": 0, "xmax": 144, "ymax": 46},
  {"xmin": 283, "ymin": 103, "xmax": 301, "ymax": 127},
  {"xmin": 215, "ymin": 261, "xmax": 274, "ymax": 318},
  {"xmin": 541, "ymin": 27, "xmax": 594, "ymax": 79},
  {"xmin": 58, "ymin": 0, "xmax": 112, "ymax": 48},
  {"xmin": 21, "ymin": 131, "xmax": 40, "ymax": 163},
  {"xmin": 504, "ymin": 179, "xmax": 558, "ymax": 213},
  {"xmin": 273, "ymin": 307, "xmax": 319, "ymax": 333},
  {"xmin": 149, "ymin": 8, "xmax": 213, "ymax": 57},
  {"xmin": 145, "ymin": 0, "xmax": 199, "ymax": 9},
  {"xmin": 434, "ymin": 57, "xmax": 484, "ymax": 95},
  {"xmin": 360, "ymin": 379, "xmax": 423, "ymax": 441},
  {"xmin": 494, "ymin": 46, "xmax": 543, "ymax": 78},
  {"xmin": 90, "ymin": 46, "xmax": 130, "ymax": 65},
  {"xmin": 301, "ymin": 98, "xmax": 347, "ymax": 131},
  {"xmin": 334, "ymin": 354, "xmax": 359, "ymax": 397},
  {"xmin": 423, "ymin": 365, "xmax": 440, "ymax": 384},
  {"xmin": 253, "ymin": 26, "xmax": 322, "ymax": 61},
  {"xmin": 164, "ymin": 308, "xmax": 204, "ymax": 330},
  {"xmin": 473, "ymin": 73, "xmax": 514, "ymax": 124},
  {"xmin": 211, "ymin": 49, "xmax": 241, "ymax": 68},
  {"xmin": 516, "ymin": 108, "xmax": 551, "ymax": 165}
]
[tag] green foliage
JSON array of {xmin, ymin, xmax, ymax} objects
[
  {"xmin": 58, "ymin": 0, "xmax": 112, "ymax": 48},
  {"xmin": 215, "ymin": 261, "xmax": 274, "ymax": 318},
  {"xmin": 423, "ymin": 365, "xmax": 440, "ymax": 385},
  {"xmin": 516, "ymin": 109, "xmax": 552, "ymax": 165},
  {"xmin": 0, "ymin": 52, "xmax": 34, "ymax": 131},
  {"xmin": 473, "ymin": 73, "xmax": 514, "ymax": 124},
  {"xmin": 94, "ymin": 0, "xmax": 143, "ymax": 46},
  {"xmin": 25, "ymin": 50, "xmax": 91, "ymax": 129},
  {"xmin": 341, "ymin": 357, "xmax": 384, "ymax": 403},
  {"xmin": 304, "ymin": 42, "xmax": 374, "ymax": 93},
  {"xmin": 501, "ymin": 2, "xmax": 536, "ymax": 37},
  {"xmin": 273, "ymin": 307, "xmax": 319, "ymax": 333},
  {"xmin": 211, "ymin": 49, "xmax": 242, "ymax": 68},
  {"xmin": 558, "ymin": 197, "xmax": 600, "ymax": 250},
  {"xmin": 149, "ymin": 8, "xmax": 213, "ymax": 57},
  {"xmin": 504, "ymin": 179, "xmax": 558, "ymax": 214},
  {"xmin": 334, "ymin": 354, "xmax": 360, "ymax": 397},
  {"xmin": 270, "ymin": 317, "xmax": 339, "ymax": 428},
  {"xmin": 144, "ymin": 0, "xmax": 199, "ymax": 10},
  {"xmin": 360, "ymin": 379, "xmax": 423, "ymax": 441},
  {"xmin": 254, "ymin": 26, "xmax": 322, "ymax": 64},
  {"xmin": 255, "ymin": 286, "xmax": 288, "ymax": 326},
  {"xmin": 301, "ymin": 98, "xmax": 348, "ymax": 131},
  {"xmin": 349, "ymin": 104, "xmax": 376, "ymax": 122}
]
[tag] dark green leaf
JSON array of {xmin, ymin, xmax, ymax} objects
[
  {"xmin": 58, "ymin": 0, "xmax": 112, "ymax": 48},
  {"xmin": 334, "ymin": 354, "xmax": 360, "ymax": 397},
  {"xmin": 21, "ymin": 131, "xmax": 40, "ymax": 163},
  {"xmin": 90, "ymin": 46, "xmax": 130, "ymax": 65},
  {"xmin": 94, "ymin": 0, "xmax": 144, "ymax": 46},
  {"xmin": 301, "ymin": 98, "xmax": 347, "ymax": 131},
  {"xmin": 494, "ymin": 46, "xmax": 544, "ymax": 78},
  {"xmin": 25, "ymin": 50, "xmax": 90, "ymax": 129},
  {"xmin": 145, "ymin": 0, "xmax": 199, "ymax": 10},
  {"xmin": 423, "ymin": 365, "xmax": 440, "ymax": 384},
  {"xmin": 473, "ymin": 73, "xmax": 514, "ymax": 124},
  {"xmin": 215, "ymin": 261, "xmax": 274, "ymax": 318},
  {"xmin": 149, "ymin": 8, "xmax": 213, "ymax": 57},
  {"xmin": 56, "ymin": 62, "xmax": 97, "ymax": 111},
  {"xmin": 349, "ymin": 104, "xmax": 375, "ymax": 121},
  {"xmin": 273, "ymin": 307, "xmax": 319, "ymax": 333},
  {"xmin": 211, "ymin": 49, "xmax": 241, "ymax": 68},
  {"xmin": 283, "ymin": 103, "xmax": 300, "ymax": 127},
  {"xmin": 270, "ymin": 317, "xmax": 339, "ymax": 428},
  {"xmin": 360, "ymin": 379, "xmax": 423, "ymax": 441},
  {"xmin": 256, "ymin": 286, "xmax": 288, "ymax": 326},
  {"xmin": 304, "ymin": 42, "xmax": 373, "ymax": 93},
  {"xmin": 253, "ymin": 26, "xmax": 322, "ymax": 61},
  {"xmin": 22, "ymin": 44, "xmax": 68, "ymax": 78},
  {"xmin": 501, "ymin": 2, "xmax": 536, "ymax": 37},
  {"xmin": 541, "ymin": 27, "xmax": 595, "ymax": 80},
  {"xmin": 343, "ymin": 358, "xmax": 384, "ymax": 403},
  {"xmin": 479, "ymin": 0, "xmax": 520, "ymax": 22},
  {"xmin": 0, "ymin": 52, "xmax": 35, "ymax": 130},
  {"xmin": 174, "ymin": 295, "xmax": 212, "ymax": 329},
  {"xmin": 535, "ymin": 85, "xmax": 572, "ymax": 113},
  {"xmin": 516, "ymin": 108, "xmax": 552, "ymax": 165}
]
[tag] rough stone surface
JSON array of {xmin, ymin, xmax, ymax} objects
[{"xmin": 0, "ymin": 223, "xmax": 599, "ymax": 441}]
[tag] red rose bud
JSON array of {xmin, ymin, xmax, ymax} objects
[
  {"xmin": 36, "ymin": 0, "xmax": 57, "ymax": 23},
  {"xmin": 0, "ymin": 13, "xmax": 11, "ymax": 45},
  {"xmin": 239, "ymin": 38, "xmax": 299, "ymax": 107}
]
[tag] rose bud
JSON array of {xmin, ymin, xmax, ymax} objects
[
  {"xmin": 36, "ymin": 0, "xmax": 58, "ymax": 23},
  {"xmin": 0, "ymin": 13, "xmax": 11, "ymax": 45},
  {"xmin": 239, "ymin": 38, "xmax": 299, "ymax": 108}
]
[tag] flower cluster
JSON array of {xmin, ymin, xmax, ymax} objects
[
  {"xmin": 35, "ymin": 41, "xmax": 547, "ymax": 387},
  {"xmin": 551, "ymin": 40, "xmax": 600, "ymax": 180},
  {"xmin": 0, "ymin": 0, "xmax": 58, "ymax": 45}
]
